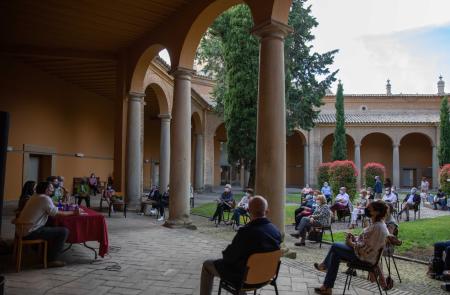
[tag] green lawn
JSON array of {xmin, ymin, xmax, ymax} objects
[
  {"xmin": 323, "ymin": 215, "xmax": 450, "ymax": 254},
  {"xmin": 191, "ymin": 201, "xmax": 298, "ymax": 224}
]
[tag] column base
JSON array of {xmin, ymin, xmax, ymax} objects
[{"xmin": 163, "ymin": 217, "xmax": 197, "ymax": 230}]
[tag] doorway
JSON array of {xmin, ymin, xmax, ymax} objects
[{"xmin": 28, "ymin": 154, "xmax": 53, "ymax": 182}]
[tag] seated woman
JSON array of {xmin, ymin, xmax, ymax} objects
[
  {"xmin": 16, "ymin": 180, "xmax": 36, "ymax": 216},
  {"xmin": 349, "ymin": 189, "xmax": 369, "ymax": 229},
  {"xmin": 291, "ymin": 195, "xmax": 330, "ymax": 246},
  {"xmin": 294, "ymin": 191, "xmax": 317, "ymax": 228},
  {"xmin": 230, "ymin": 188, "xmax": 253, "ymax": 229},
  {"xmin": 77, "ymin": 178, "xmax": 91, "ymax": 208},
  {"xmin": 433, "ymin": 189, "xmax": 447, "ymax": 210},
  {"xmin": 313, "ymin": 201, "xmax": 389, "ymax": 295}
]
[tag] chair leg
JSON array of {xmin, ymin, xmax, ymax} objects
[
  {"xmin": 16, "ymin": 241, "xmax": 22, "ymax": 272},
  {"xmin": 343, "ymin": 273, "xmax": 349, "ymax": 295},
  {"xmin": 254, "ymin": 290, "xmax": 257, "ymax": 295},
  {"xmin": 392, "ymin": 256, "xmax": 401, "ymax": 283},
  {"xmin": 374, "ymin": 274, "xmax": 383, "ymax": 295},
  {"xmin": 43, "ymin": 241, "xmax": 48, "ymax": 269},
  {"xmin": 273, "ymin": 281, "xmax": 279, "ymax": 295},
  {"xmin": 124, "ymin": 204, "xmax": 127, "ymax": 218},
  {"xmin": 348, "ymin": 271, "xmax": 353, "ymax": 290},
  {"xmin": 108, "ymin": 203, "xmax": 112, "ymax": 217},
  {"xmin": 319, "ymin": 229, "xmax": 324, "ymax": 248},
  {"xmin": 218, "ymin": 281, "xmax": 222, "ymax": 295},
  {"xmin": 330, "ymin": 228, "xmax": 334, "ymax": 243}
]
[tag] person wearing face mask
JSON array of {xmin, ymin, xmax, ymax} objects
[
  {"xmin": 230, "ymin": 188, "xmax": 253, "ymax": 229},
  {"xmin": 349, "ymin": 189, "xmax": 369, "ymax": 229},
  {"xmin": 382, "ymin": 187, "xmax": 397, "ymax": 204},
  {"xmin": 291, "ymin": 195, "xmax": 331, "ymax": 246},
  {"xmin": 49, "ymin": 176, "xmax": 63, "ymax": 204},
  {"xmin": 330, "ymin": 187, "xmax": 350, "ymax": 219},
  {"xmin": 398, "ymin": 187, "xmax": 420, "ymax": 221},
  {"xmin": 313, "ymin": 201, "xmax": 390, "ymax": 295},
  {"xmin": 210, "ymin": 184, "xmax": 234, "ymax": 224}
]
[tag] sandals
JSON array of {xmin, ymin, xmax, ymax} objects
[{"xmin": 314, "ymin": 263, "xmax": 327, "ymax": 273}]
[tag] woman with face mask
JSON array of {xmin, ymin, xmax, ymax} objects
[
  {"xmin": 230, "ymin": 188, "xmax": 254, "ymax": 229},
  {"xmin": 313, "ymin": 201, "xmax": 389, "ymax": 295}
]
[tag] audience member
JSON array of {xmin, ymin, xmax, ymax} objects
[
  {"xmin": 88, "ymin": 173, "xmax": 99, "ymax": 196},
  {"xmin": 330, "ymin": 187, "xmax": 350, "ymax": 219},
  {"xmin": 210, "ymin": 184, "xmax": 234, "ymax": 224},
  {"xmin": 384, "ymin": 178, "xmax": 392, "ymax": 189},
  {"xmin": 349, "ymin": 189, "xmax": 369, "ymax": 229},
  {"xmin": 16, "ymin": 180, "xmax": 36, "ymax": 215},
  {"xmin": 313, "ymin": 201, "xmax": 389, "ymax": 295},
  {"xmin": 291, "ymin": 195, "xmax": 331, "ymax": 246},
  {"xmin": 433, "ymin": 189, "xmax": 447, "ymax": 210},
  {"xmin": 200, "ymin": 196, "xmax": 281, "ymax": 295},
  {"xmin": 374, "ymin": 176, "xmax": 383, "ymax": 199},
  {"xmin": 398, "ymin": 187, "xmax": 420, "ymax": 221},
  {"xmin": 302, "ymin": 184, "xmax": 313, "ymax": 198},
  {"xmin": 367, "ymin": 187, "xmax": 375, "ymax": 201},
  {"xmin": 15, "ymin": 181, "xmax": 79, "ymax": 267},
  {"xmin": 321, "ymin": 182, "xmax": 332, "ymax": 203},
  {"xmin": 421, "ymin": 177, "xmax": 430, "ymax": 195},
  {"xmin": 382, "ymin": 187, "xmax": 397, "ymax": 204},
  {"xmin": 230, "ymin": 188, "xmax": 253, "ymax": 229},
  {"xmin": 431, "ymin": 240, "xmax": 450, "ymax": 278},
  {"xmin": 77, "ymin": 178, "xmax": 91, "ymax": 208}
]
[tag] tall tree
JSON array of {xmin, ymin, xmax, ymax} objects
[
  {"xmin": 439, "ymin": 96, "xmax": 450, "ymax": 166},
  {"xmin": 332, "ymin": 82, "xmax": 347, "ymax": 161},
  {"xmin": 196, "ymin": 0, "xmax": 338, "ymax": 185}
]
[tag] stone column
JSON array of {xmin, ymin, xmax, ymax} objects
[
  {"xmin": 194, "ymin": 133, "xmax": 204, "ymax": 192},
  {"xmin": 126, "ymin": 92, "xmax": 145, "ymax": 207},
  {"xmin": 159, "ymin": 114, "xmax": 171, "ymax": 193},
  {"xmin": 303, "ymin": 144, "xmax": 309, "ymax": 186},
  {"xmin": 354, "ymin": 143, "xmax": 361, "ymax": 189},
  {"xmin": 151, "ymin": 161, "xmax": 159, "ymax": 186},
  {"xmin": 432, "ymin": 145, "xmax": 439, "ymax": 189},
  {"xmin": 165, "ymin": 68, "xmax": 194, "ymax": 228},
  {"xmin": 392, "ymin": 144, "xmax": 400, "ymax": 188},
  {"xmin": 253, "ymin": 21, "xmax": 292, "ymax": 233}
]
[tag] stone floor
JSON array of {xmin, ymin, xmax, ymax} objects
[{"xmin": 0, "ymin": 196, "xmax": 448, "ymax": 295}]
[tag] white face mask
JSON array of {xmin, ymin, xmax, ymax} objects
[{"xmin": 339, "ymin": 190, "xmax": 344, "ymax": 194}]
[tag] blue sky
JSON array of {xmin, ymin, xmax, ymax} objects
[{"xmin": 309, "ymin": 0, "xmax": 450, "ymax": 94}]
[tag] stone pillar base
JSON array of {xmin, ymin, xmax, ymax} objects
[{"xmin": 163, "ymin": 218, "xmax": 197, "ymax": 230}]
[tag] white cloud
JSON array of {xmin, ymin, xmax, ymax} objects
[{"xmin": 309, "ymin": 0, "xmax": 450, "ymax": 93}]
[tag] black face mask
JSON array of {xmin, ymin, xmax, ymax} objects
[{"xmin": 364, "ymin": 207, "xmax": 372, "ymax": 218}]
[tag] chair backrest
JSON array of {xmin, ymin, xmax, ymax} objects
[
  {"xmin": 11, "ymin": 220, "xmax": 34, "ymax": 239},
  {"xmin": 244, "ymin": 250, "xmax": 282, "ymax": 285}
]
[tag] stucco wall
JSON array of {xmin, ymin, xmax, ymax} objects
[{"xmin": 0, "ymin": 58, "xmax": 114, "ymax": 201}]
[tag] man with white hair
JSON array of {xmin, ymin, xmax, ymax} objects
[
  {"xmin": 200, "ymin": 196, "xmax": 282, "ymax": 295},
  {"xmin": 398, "ymin": 187, "xmax": 420, "ymax": 221},
  {"xmin": 210, "ymin": 184, "xmax": 234, "ymax": 225}
]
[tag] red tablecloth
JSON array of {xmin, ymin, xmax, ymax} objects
[{"xmin": 52, "ymin": 206, "xmax": 109, "ymax": 257}]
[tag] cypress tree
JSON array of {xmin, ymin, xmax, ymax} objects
[
  {"xmin": 332, "ymin": 82, "xmax": 347, "ymax": 160},
  {"xmin": 439, "ymin": 96, "xmax": 450, "ymax": 166}
]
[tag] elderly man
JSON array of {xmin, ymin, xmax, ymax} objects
[
  {"xmin": 330, "ymin": 187, "xmax": 350, "ymax": 219},
  {"xmin": 374, "ymin": 176, "xmax": 383, "ymax": 200},
  {"xmin": 210, "ymin": 184, "xmax": 234, "ymax": 225},
  {"xmin": 382, "ymin": 187, "xmax": 397, "ymax": 204},
  {"xmin": 398, "ymin": 187, "xmax": 420, "ymax": 221},
  {"xmin": 200, "ymin": 196, "xmax": 282, "ymax": 295}
]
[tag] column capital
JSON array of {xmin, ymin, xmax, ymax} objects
[
  {"xmin": 158, "ymin": 113, "xmax": 172, "ymax": 120},
  {"xmin": 169, "ymin": 66, "xmax": 195, "ymax": 80},
  {"xmin": 128, "ymin": 92, "xmax": 145, "ymax": 102},
  {"xmin": 252, "ymin": 19, "xmax": 293, "ymax": 40}
]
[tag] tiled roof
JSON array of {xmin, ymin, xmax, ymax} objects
[{"xmin": 314, "ymin": 112, "xmax": 440, "ymax": 125}]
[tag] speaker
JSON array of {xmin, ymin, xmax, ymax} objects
[{"xmin": 0, "ymin": 111, "xmax": 10, "ymax": 236}]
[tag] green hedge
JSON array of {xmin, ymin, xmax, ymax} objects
[
  {"xmin": 363, "ymin": 162, "xmax": 385, "ymax": 189},
  {"xmin": 329, "ymin": 160, "xmax": 357, "ymax": 201},
  {"xmin": 440, "ymin": 164, "xmax": 450, "ymax": 194}
]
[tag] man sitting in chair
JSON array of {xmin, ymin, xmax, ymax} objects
[
  {"xmin": 200, "ymin": 196, "xmax": 282, "ymax": 295},
  {"xmin": 209, "ymin": 184, "xmax": 234, "ymax": 224},
  {"xmin": 398, "ymin": 187, "xmax": 420, "ymax": 221},
  {"xmin": 330, "ymin": 187, "xmax": 350, "ymax": 220}
]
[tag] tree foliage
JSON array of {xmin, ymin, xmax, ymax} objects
[
  {"xmin": 439, "ymin": 96, "xmax": 450, "ymax": 166},
  {"xmin": 196, "ymin": 1, "xmax": 338, "ymax": 184},
  {"xmin": 329, "ymin": 160, "xmax": 357, "ymax": 202},
  {"xmin": 363, "ymin": 162, "xmax": 385, "ymax": 189},
  {"xmin": 332, "ymin": 82, "xmax": 347, "ymax": 161}
]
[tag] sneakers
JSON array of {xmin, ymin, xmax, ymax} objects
[{"xmin": 157, "ymin": 216, "xmax": 164, "ymax": 221}]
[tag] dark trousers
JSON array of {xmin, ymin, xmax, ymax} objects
[
  {"xmin": 322, "ymin": 243, "xmax": 361, "ymax": 288},
  {"xmin": 24, "ymin": 226, "xmax": 69, "ymax": 261},
  {"xmin": 297, "ymin": 217, "xmax": 320, "ymax": 239},
  {"xmin": 77, "ymin": 196, "xmax": 91, "ymax": 208},
  {"xmin": 330, "ymin": 203, "xmax": 347, "ymax": 213},
  {"xmin": 434, "ymin": 199, "xmax": 447, "ymax": 210},
  {"xmin": 435, "ymin": 241, "xmax": 450, "ymax": 270},
  {"xmin": 212, "ymin": 203, "xmax": 230, "ymax": 223},
  {"xmin": 232, "ymin": 208, "xmax": 247, "ymax": 226}
]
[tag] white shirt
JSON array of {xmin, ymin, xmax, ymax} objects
[
  {"xmin": 336, "ymin": 193, "xmax": 350, "ymax": 206},
  {"xmin": 16, "ymin": 194, "xmax": 58, "ymax": 237},
  {"xmin": 237, "ymin": 195, "xmax": 250, "ymax": 210},
  {"xmin": 383, "ymin": 192, "xmax": 397, "ymax": 203},
  {"xmin": 407, "ymin": 194, "xmax": 415, "ymax": 204}
]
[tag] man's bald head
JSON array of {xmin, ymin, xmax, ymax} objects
[{"xmin": 248, "ymin": 195, "xmax": 268, "ymax": 219}]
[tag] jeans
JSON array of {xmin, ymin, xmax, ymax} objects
[
  {"xmin": 200, "ymin": 259, "xmax": 220, "ymax": 295},
  {"xmin": 77, "ymin": 195, "xmax": 91, "ymax": 208},
  {"xmin": 232, "ymin": 208, "xmax": 247, "ymax": 226},
  {"xmin": 434, "ymin": 241, "xmax": 450, "ymax": 270},
  {"xmin": 322, "ymin": 243, "xmax": 360, "ymax": 288},
  {"xmin": 24, "ymin": 226, "xmax": 69, "ymax": 261},
  {"xmin": 434, "ymin": 199, "xmax": 447, "ymax": 210}
]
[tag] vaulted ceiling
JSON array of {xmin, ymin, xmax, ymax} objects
[{"xmin": 0, "ymin": 0, "xmax": 191, "ymax": 100}]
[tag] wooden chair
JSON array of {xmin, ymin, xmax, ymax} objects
[
  {"xmin": 108, "ymin": 192, "xmax": 127, "ymax": 218},
  {"xmin": 218, "ymin": 249, "xmax": 282, "ymax": 295},
  {"xmin": 12, "ymin": 221, "xmax": 47, "ymax": 272},
  {"xmin": 343, "ymin": 248, "xmax": 386, "ymax": 295}
]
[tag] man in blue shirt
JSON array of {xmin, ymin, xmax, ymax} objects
[
  {"xmin": 321, "ymin": 182, "xmax": 332, "ymax": 203},
  {"xmin": 210, "ymin": 184, "xmax": 234, "ymax": 225},
  {"xmin": 374, "ymin": 176, "xmax": 383, "ymax": 199},
  {"xmin": 200, "ymin": 196, "xmax": 282, "ymax": 295}
]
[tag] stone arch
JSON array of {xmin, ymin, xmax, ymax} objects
[
  {"xmin": 360, "ymin": 132, "xmax": 394, "ymax": 181},
  {"xmin": 145, "ymin": 82, "xmax": 170, "ymax": 115},
  {"xmin": 321, "ymin": 133, "xmax": 356, "ymax": 163},
  {"xmin": 129, "ymin": 44, "xmax": 170, "ymax": 94},
  {"xmin": 399, "ymin": 132, "xmax": 433, "ymax": 188},
  {"xmin": 191, "ymin": 111, "xmax": 203, "ymax": 135},
  {"xmin": 176, "ymin": 0, "xmax": 292, "ymax": 69},
  {"xmin": 399, "ymin": 132, "xmax": 434, "ymax": 147},
  {"xmin": 287, "ymin": 131, "xmax": 307, "ymax": 187}
]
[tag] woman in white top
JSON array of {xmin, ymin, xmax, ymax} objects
[
  {"xmin": 314, "ymin": 201, "xmax": 390, "ymax": 295},
  {"xmin": 230, "ymin": 188, "xmax": 254, "ymax": 229}
]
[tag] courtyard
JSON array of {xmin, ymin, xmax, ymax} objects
[{"xmin": 1, "ymin": 192, "xmax": 449, "ymax": 295}]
